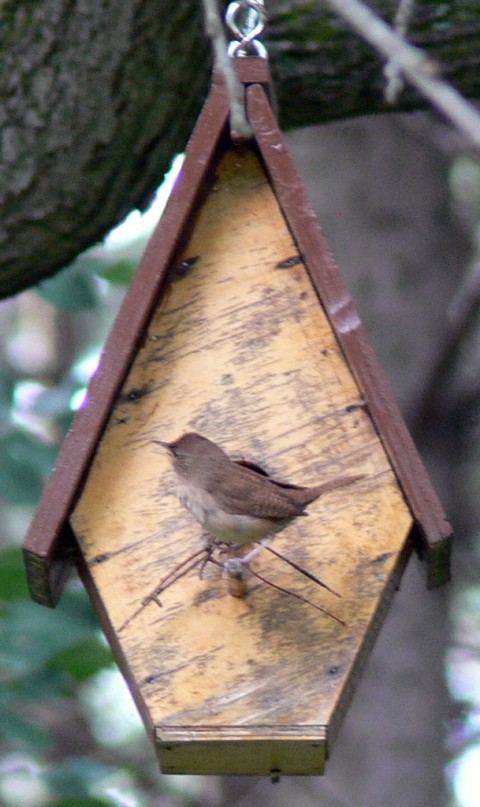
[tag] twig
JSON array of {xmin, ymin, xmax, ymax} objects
[
  {"xmin": 263, "ymin": 544, "xmax": 342, "ymax": 598},
  {"xmin": 323, "ymin": 0, "xmax": 480, "ymax": 151},
  {"xmin": 118, "ymin": 547, "xmax": 208, "ymax": 632},
  {"xmin": 384, "ymin": 0, "xmax": 416, "ymax": 104},
  {"xmin": 248, "ymin": 567, "xmax": 346, "ymax": 626},
  {"xmin": 119, "ymin": 538, "xmax": 347, "ymax": 631},
  {"xmin": 201, "ymin": 0, "xmax": 253, "ymax": 140}
]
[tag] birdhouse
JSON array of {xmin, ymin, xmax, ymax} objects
[{"xmin": 23, "ymin": 58, "xmax": 451, "ymax": 778}]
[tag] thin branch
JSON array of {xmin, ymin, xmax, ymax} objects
[
  {"xmin": 323, "ymin": 0, "xmax": 480, "ymax": 151},
  {"xmin": 263, "ymin": 544, "xmax": 342, "ymax": 598},
  {"xmin": 248, "ymin": 567, "xmax": 346, "ymax": 626},
  {"xmin": 118, "ymin": 547, "xmax": 208, "ymax": 632},
  {"xmin": 384, "ymin": 0, "xmax": 417, "ymax": 104}
]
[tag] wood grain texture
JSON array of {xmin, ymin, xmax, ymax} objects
[
  {"xmin": 71, "ymin": 148, "xmax": 413, "ymax": 775},
  {"xmin": 246, "ymin": 83, "xmax": 452, "ymax": 588},
  {"xmin": 22, "ymin": 75, "xmax": 231, "ymax": 606}
]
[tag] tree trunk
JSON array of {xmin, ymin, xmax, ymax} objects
[{"xmin": 1, "ymin": 0, "xmax": 479, "ymax": 297}]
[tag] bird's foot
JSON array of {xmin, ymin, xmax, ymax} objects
[
  {"xmin": 235, "ymin": 539, "xmax": 272, "ymax": 565},
  {"xmin": 219, "ymin": 541, "xmax": 270, "ymax": 598},
  {"xmin": 222, "ymin": 539, "xmax": 271, "ymax": 579}
]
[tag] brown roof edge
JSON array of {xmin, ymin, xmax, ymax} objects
[
  {"xmin": 23, "ymin": 75, "xmax": 232, "ymax": 606},
  {"xmin": 246, "ymin": 81, "xmax": 452, "ymax": 587}
]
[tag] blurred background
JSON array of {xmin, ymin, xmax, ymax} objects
[{"xmin": 1, "ymin": 112, "xmax": 480, "ymax": 807}]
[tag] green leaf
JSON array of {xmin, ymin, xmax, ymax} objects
[
  {"xmin": 0, "ymin": 547, "xmax": 29, "ymax": 600},
  {"xmin": 0, "ymin": 708, "xmax": 53, "ymax": 750},
  {"xmin": 0, "ymin": 430, "xmax": 57, "ymax": 504},
  {"xmin": 8, "ymin": 665, "xmax": 72, "ymax": 701},
  {"xmin": 0, "ymin": 587, "xmax": 99, "ymax": 678},
  {"xmin": 59, "ymin": 585, "xmax": 101, "ymax": 631},
  {"xmin": 0, "ymin": 428, "xmax": 58, "ymax": 472},
  {"xmin": 95, "ymin": 258, "xmax": 136, "ymax": 286},
  {"xmin": 0, "ymin": 365, "xmax": 15, "ymax": 418},
  {"xmin": 0, "ymin": 460, "xmax": 42, "ymax": 503},
  {"xmin": 0, "ymin": 439, "xmax": 43, "ymax": 505},
  {"xmin": 36, "ymin": 266, "xmax": 99, "ymax": 311},
  {"xmin": 54, "ymin": 409, "xmax": 76, "ymax": 434},
  {"xmin": 51, "ymin": 636, "xmax": 114, "ymax": 682},
  {"xmin": 42, "ymin": 757, "xmax": 114, "ymax": 799}
]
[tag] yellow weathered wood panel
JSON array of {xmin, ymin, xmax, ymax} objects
[{"xmin": 71, "ymin": 148, "xmax": 413, "ymax": 774}]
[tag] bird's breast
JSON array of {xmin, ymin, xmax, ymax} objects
[{"xmin": 174, "ymin": 478, "xmax": 286, "ymax": 544}]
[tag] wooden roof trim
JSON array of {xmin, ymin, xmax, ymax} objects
[
  {"xmin": 246, "ymin": 82, "xmax": 452, "ymax": 586},
  {"xmin": 23, "ymin": 77, "xmax": 232, "ymax": 605}
]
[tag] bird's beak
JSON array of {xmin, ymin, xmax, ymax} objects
[{"xmin": 153, "ymin": 440, "xmax": 171, "ymax": 450}]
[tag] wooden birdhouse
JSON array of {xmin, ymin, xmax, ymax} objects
[{"xmin": 23, "ymin": 58, "xmax": 451, "ymax": 778}]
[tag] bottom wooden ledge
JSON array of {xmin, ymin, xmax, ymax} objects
[{"xmin": 155, "ymin": 726, "xmax": 328, "ymax": 776}]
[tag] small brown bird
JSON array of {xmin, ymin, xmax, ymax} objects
[{"xmin": 157, "ymin": 432, "xmax": 361, "ymax": 546}]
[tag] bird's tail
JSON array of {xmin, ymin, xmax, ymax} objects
[{"xmin": 292, "ymin": 474, "xmax": 364, "ymax": 508}]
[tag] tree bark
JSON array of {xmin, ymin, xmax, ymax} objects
[{"xmin": 1, "ymin": 0, "xmax": 479, "ymax": 298}]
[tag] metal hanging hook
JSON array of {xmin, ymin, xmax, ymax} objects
[{"xmin": 225, "ymin": 0, "xmax": 267, "ymax": 58}]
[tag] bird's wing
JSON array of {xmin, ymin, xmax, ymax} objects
[{"xmin": 206, "ymin": 464, "xmax": 306, "ymax": 519}]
